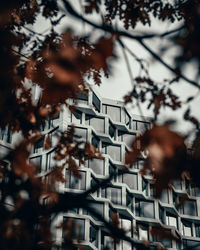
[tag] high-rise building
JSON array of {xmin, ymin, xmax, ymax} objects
[{"xmin": 1, "ymin": 88, "xmax": 200, "ymax": 249}]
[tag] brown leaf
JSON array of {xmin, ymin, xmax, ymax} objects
[{"xmin": 44, "ymin": 134, "xmax": 52, "ymax": 150}]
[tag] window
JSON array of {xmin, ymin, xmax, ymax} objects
[
  {"xmin": 135, "ymin": 121, "xmax": 150, "ymax": 132},
  {"xmin": 90, "ymin": 223, "xmax": 98, "ymax": 247},
  {"xmin": 71, "ymin": 110, "xmax": 82, "ymax": 124},
  {"xmin": 180, "ymin": 200, "xmax": 197, "ymax": 216},
  {"xmin": 102, "ymin": 143, "xmax": 121, "ymax": 162},
  {"xmin": 195, "ymin": 224, "xmax": 200, "ymax": 238},
  {"xmin": 166, "ymin": 212, "xmax": 177, "ymax": 228},
  {"xmin": 142, "ymin": 178, "xmax": 148, "ymax": 195},
  {"xmin": 85, "ymin": 115, "xmax": 105, "ymax": 134},
  {"xmin": 137, "ymin": 224, "xmax": 148, "ymax": 241},
  {"xmin": 121, "ymin": 108, "xmax": 131, "ymax": 128},
  {"xmin": 103, "ymin": 105, "xmax": 121, "ymax": 122},
  {"xmin": 160, "ymin": 189, "xmax": 169, "ymax": 203},
  {"xmin": 0, "ymin": 127, "xmax": 12, "ymax": 143},
  {"xmin": 74, "ymin": 127, "xmax": 87, "ymax": 142},
  {"xmin": 91, "ymin": 134, "xmax": 100, "ymax": 148},
  {"xmin": 92, "ymin": 92, "xmax": 100, "ymax": 112},
  {"xmin": 89, "ymin": 158, "xmax": 105, "ymax": 175},
  {"xmin": 49, "ymin": 113, "xmax": 60, "ymax": 128},
  {"xmin": 34, "ymin": 138, "xmax": 44, "ymax": 153},
  {"xmin": 159, "ymin": 205, "xmax": 165, "ymax": 224},
  {"xmin": 89, "ymin": 202, "xmax": 104, "ymax": 220},
  {"xmin": 134, "ymin": 160, "xmax": 144, "ymax": 169},
  {"xmin": 30, "ymin": 156, "xmax": 42, "ymax": 173},
  {"xmin": 185, "ymin": 179, "xmax": 190, "ymax": 194},
  {"xmin": 101, "ymin": 232, "xmax": 113, "ymax": 250},
  {"xmin": 173, "ymin": 180, "xmax": 182, "ymax": 190},
  {"xmin": 182, "ymin": 220, "xmax": 192, "ymax": 237},
  {"xmin": 161, "ymin": 239, "xmax": 172, "ymax": 249},
  {"xmin": 63, "ymin": 217, "xmax": 85, "ymax": 240},
  {"xmin": 91, "ymin": 177, "xmax": 101, "ymax": 197},
  {"xmin": 122, "ymin": 173, "xmax": 138, "ymax": 190},
  {"xmin": 65, "ymin": 171, "xmax": 86, "ymax": 190},
  {"xmin": 118, "ymin": 131, "xmax": 135, "ymax": 148},
  {"xmin": 102, "ymin": 187, "xmax": 122, "ymax": 205},
  {"xmin": 135, "ymin": 199, "xmax": 154, "ymax": 218},
  {"xmin": 109, "ymin": 122, "xmax": 116, "ymax": 139},
  {"xmin": 126, "ymin": 192, "xmax": 133, "ymax": 212},
  {"xmin": 191, "ymin": 185, "xmax": 200, "ymax": 197},
  {"xmin": 183, "ymin": 240, "xmax": 200, "ymax": 249},
  {"xmin": 77, "ymin": 91, "xmax": 88, "ymax": 104},
  {"xmin": 121, "ymin": 218, "xmax": 132, "ymax": 250},
  {"xmin": 46, "ymin": 150, "xmax": 56, "ymax": 171}
]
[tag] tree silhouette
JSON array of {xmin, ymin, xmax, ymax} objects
[{"xmin": 0, "ymin": 0, "xmax": 200, "ymax": 249}]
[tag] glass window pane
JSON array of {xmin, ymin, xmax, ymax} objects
[
  {"xmin": 136, "ymin": 199, "xmax": 154, "ymax": 218},
  {"xmin": 166, "ymin": 213, "xmax": 177, "ymax": 228},
  {"xmin": 34, "ymin": 138, "xmax": 44, "ymax": 153},
  {"xmin": 173, "ymin": 180, "xmax": 182, "ymax": 190},
  {"xmin": 183, "ymin": 240, "xmax": 200, "ymax": 249},
  {"xmin": 119, "ymin": 131, "xmax": 135, "ymax": 148},
  {"xmin": 90, "ymin": 223, "xmax": 98, "ymax": 247},
  {"xmin": 123, "ymin": 173, "xmax": 137, "ymax": 190},
  {"xmin": 192, "ymin": 186, "xmax": 200, "ymax": 197},
  {"xmin": 89, "ymin": 158, "xmax": 104, "ymax": 175},
  {"xmin": 139, "ymin": 226, "xmax": 148, "ymax": 240},
  {"xmin": 74, "ymin": 127, "xmax": 87, "ymax": 142},
  {"xmin": 136, "ymin": 121, "xmax": 150, "ymax": 132},
  {"xmin": 89, "ymin": 202, "xmax": 104, "ymax": 220},
  {"xmin": 109, "ymin": 122, "xmax": 115, "ymax": 138},
  {"xmin": 195, "ymin": 224, "xmax": 200, "ymax": 237},
  {"xmin": 71, "ymin": 110, "xmax": 82, "ymax": 124},
  {"xmin": 106, "ymin": 105, "xmax": 121, "ymax": 122},
  {"xmin": 65, "ymin": 171, "xmax": 86, "ymax": 190},
  {"xmin": 126, "ymin": 192, "xmax": 133, "ymax": 212},
  {"xmin": 91, "ymin": 134, "xmax": 99, "ymax": 148},
  {"xmin": 142, "ymin": 178, "xmax": 148, "ymax": 196},
  {"xmin": 182, "ymin": 200, "xmax": 197, "ymax": 216},
  {"xmin": 91, "ymin": 117, "xmax": 105, "ymax": 134},
  {"xmin": 107, "ymin": 145, "xmax": 121, "ymax": 162},
  {"xmin": 30, "ymin": 156, "xmax": 42, "ymax": 173},
  {"xmin": 182, "ymin": 220, "xmax": 192, "ymax": 237},
  {"xmin": 92, "ymin": 92, "xmax": 100, "ymax": 112},
  {"xmin": 46, "ymin": 150, "xmax": 56, "ymax": 171},
  {"xmin": 63, "ymin": 217, "xmax": 85, "ymax": 240},
  {"xmin": 77, "ymin": 91, "xmax": 88, "ymax": 104},
  {"xmin": 160, "ymin": 189, "xmax": 169, "ymax": 203},
  {"xmin": 107, "ymin": 187, "xmax": 122, "ymax": 205},
  {"xmin": 159, "ymin": 206, "xmax": 165, "ymax": 224}
]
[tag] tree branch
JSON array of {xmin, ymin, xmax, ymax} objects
[
  {"xmin": 61, "ymin": 0, "xmax": 200, "ymax": 90},
  {"xmin": 138, "ymin": 39, "xmax": 200, "ymax": 89}
]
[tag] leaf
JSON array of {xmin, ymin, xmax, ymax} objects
[
  {"xmin": 126, "ymin": 124, "xmax": 187, "ymax": 197},
  {"xmin": 46, "ymin": 166, "xmax": 65, "ymax": 184},
  {"xmin": 44, "ymin": 134, "xmax": 52, "ymax": 150}
]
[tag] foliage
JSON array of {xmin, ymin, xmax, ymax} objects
[{"xmin": 0, "ymin": 0, "xmax": 200, "ymax": 249}]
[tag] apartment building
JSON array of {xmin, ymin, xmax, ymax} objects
[{"xmin": 1, "ymin": 88, "xmax": 200, "ymax": 249}]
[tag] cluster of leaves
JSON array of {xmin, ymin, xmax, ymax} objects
[
  {"xmin": 124, "ymin": 76, "xmax": 181, "ymax": 119},
  {"xmin": 1, "ymin": 0, "xmax": 200, "ymax": 249},
  {"xmin": 86, "ymin": 0, "xmax": 184, "ymax": 29}
]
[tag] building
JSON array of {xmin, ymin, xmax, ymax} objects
[{"xmin": 1, "ymin": 88, "xmax": 200, "ymax": 250}]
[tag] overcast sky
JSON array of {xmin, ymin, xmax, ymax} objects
[{"xmin": 30, "ymin": 0, "xmax": 200, "ymax": 139}]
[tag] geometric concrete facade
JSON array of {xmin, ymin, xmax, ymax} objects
[{"xmin": 1, "ymin": 87, "xmax": 200, "ymax": 249}]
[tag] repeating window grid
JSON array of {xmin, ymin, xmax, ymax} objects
[{"xmin": 31, "ymin": 90, "xmax": 200, "ymax": 249}]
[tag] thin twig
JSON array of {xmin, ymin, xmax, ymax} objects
[{"xmin": 118, "ymin": 39, "xmax": 147, "ymax": 121}]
